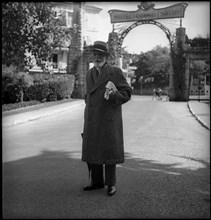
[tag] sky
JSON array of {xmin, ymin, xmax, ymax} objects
[{"xmin": 88, "ymin": 1, "xmax": 210, "ymax": 54}]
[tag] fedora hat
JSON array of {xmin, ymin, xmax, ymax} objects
[{"xmin": 93, "ymin": 41, "xmax": 109, "ymax": 54}]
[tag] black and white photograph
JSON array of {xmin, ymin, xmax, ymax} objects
[{"xmin": 2, "ymin": 1, "xmax": 210, "ymax": 219}]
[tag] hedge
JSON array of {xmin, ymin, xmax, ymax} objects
[
  {"xmin": 26, "ymin": 80, "xmax": 50, "ymax": 102},
  {"xmin": 2, "ymin": 69, "xmax": 75, "ymax": 105}
]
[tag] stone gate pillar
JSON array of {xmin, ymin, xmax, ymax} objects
[
  {"xmin": 170, "ymin": 27, "xmax": 189, "ymax": 101},
  {"xmin": 176, "ymin": 27, "xmax": 189, "ymax": 101},
  {"xmin": 107, "ymin": 32, "xmax": 121, "ymax": 66},
  {"xmin": 77, "ymin": 46, "xmax": 93, "ymax": 98},
  {"xmin": 185, "ymin": 53, "xmax": 190, "ymax": 100},
  {"xmin": 67, "ymin": 2, "xmax": 82, "ymax": 74},
  {"xmin": 168, "ymin": 53, "xmax": 175, "ymax": 101},
  {"xmin": 67, "ymin": 2, "xmax": 86, "ymax": 98}
]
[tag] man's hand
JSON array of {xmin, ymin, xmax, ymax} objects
[{"xmin": 104, "ymin": 81, "xmax": 117, "ymax": 100}]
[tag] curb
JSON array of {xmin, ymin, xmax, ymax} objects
[
  {"xmin": 187, "ymin": 102, "xmax": 210, "ymax": 130},
  {"xmin": 3, "ymin": 102, "xmax": 85, "ymax": 127}
]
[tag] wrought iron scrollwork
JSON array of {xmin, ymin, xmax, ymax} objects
[{"xmin": 115, "ymin": 20, "xmax": 173, "ymax": 56}]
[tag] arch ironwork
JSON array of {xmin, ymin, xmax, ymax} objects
[{"xmin": 116, "ymin": 20, "xmax": 174, "ymax": 55}]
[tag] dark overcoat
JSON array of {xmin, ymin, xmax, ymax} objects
[{"xmin": 82, "ymin": 63, "xmax": 132, "ymax": 165}]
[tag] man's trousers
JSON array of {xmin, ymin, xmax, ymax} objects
[{"xmin": 90, "ymin": 164, "xmax": 116, "ymax": 186}]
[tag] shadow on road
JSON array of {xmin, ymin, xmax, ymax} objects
[{"xmin": 3, "ymin": 150, "xmax": 210, "ymax": 219}]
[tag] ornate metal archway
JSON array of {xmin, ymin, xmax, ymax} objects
[
  {"xmin": 107, "ymin": 19, "xmax": 189, "ymax": 101},
  {"xmin": 116, "ymin": 20, "xmax": 174, "ymax": 56}
]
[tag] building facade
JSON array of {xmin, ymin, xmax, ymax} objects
[{"xmin": 29, "ymin": 2, "xmax": 102, "ymax": 74}]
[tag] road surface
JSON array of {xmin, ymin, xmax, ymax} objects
[{"xmin": 3, "ymin": 95, "xmax": 210, "ymax": 218}]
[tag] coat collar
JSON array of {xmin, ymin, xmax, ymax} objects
[{"xmin": 90, "ymin": 63, "xmax": 114, "ymax": 94}]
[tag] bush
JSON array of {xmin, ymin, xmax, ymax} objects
[
  {"xmin": 2, "ymin": 65, "xmax": 75, "ymax": 106},
  {"xmin": 2, "ymin": 67, "xmax": 34, "ymax": 104},
  {"xmin": 47, "ymin": 74, "xmax": 75, "ymax": 101},
  {"xmin": 2, "ymin": 71, "xmax": 21, "ymax": 104},
  {"xmin": 26, "ymin": 80, "xmax": 50, "ymax": 102},
  {"xmin": 3, "ymin": 83, "xmax": 20, "ymax": 104}
]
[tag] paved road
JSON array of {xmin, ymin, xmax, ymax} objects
[{"xmin": 2, "ymin": 95, "xmax": 210, "ymax": 218}]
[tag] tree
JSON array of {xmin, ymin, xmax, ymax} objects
[
  {"xmin": 132, "ymin": 46, "xmax": 170, "ymax": 89},
  {"xmin": 2, "ymin": 2, "xmax": 72, "ymax": 72},
  {"xmin": 188, "ymin": 37, "xmax": 210, "ymax": 48}
]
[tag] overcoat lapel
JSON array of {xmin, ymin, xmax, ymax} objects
[{"xmin": 90, "ymin": 64, "xmax": 113, "ymax": 94}]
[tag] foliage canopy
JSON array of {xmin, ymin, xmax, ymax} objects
[
  {"xmin": 2, "ymin": 2, "xmax": 72, "ymax": 71},
  {"xmin": 131, "ymin": 46, "xmax": 170, "ymax": 89}
]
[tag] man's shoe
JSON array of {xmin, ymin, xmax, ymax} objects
[
  {"xmin": 83, "ymin": 184, "xmax": 104, "ymax": 191},
  {"xmin": 107, "ymin": 186, "xmax": 116, "ymax": 196}
]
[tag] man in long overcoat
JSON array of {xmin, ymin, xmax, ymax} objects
[{"xmin": 82, "ymin": 41, "xmax": 132, "ymax": 196}]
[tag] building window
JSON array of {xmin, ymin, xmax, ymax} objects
[
  {"xmin": 67, "ymin": 12, "xmax": 73, "ymax": 27},
  {"xmin": 55, "ymin": 9, "xmax": 66, "ymax": 26},
  {"xmin": 52, "ymin": 54, "xmax": 58, "ymax": 69},
  {"xmin": 206, "ymin": 75, "xmax": 210, "ymax": 85}
]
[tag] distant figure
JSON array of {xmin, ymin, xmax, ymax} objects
[
  {"xmin": 157, "ymin": 88, "xmax": 162, "ymax": 100},
  {"xmin": 152, "ymin": 88, "xmax": 157, "ymax": 100}
]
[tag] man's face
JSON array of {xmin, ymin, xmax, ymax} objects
[{"xmin": 93, "ymin": 51, "xmax": 107, "ymax": 68}]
